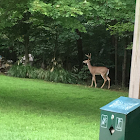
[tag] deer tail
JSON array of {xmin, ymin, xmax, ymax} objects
[{"xmin": 106, "ymin": 69, "xmax": 109, "ymax": 76}]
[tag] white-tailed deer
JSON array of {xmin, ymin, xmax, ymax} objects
[{"xmin": 83, "ymin": 53, "xmax": 110, "ymax": 89}]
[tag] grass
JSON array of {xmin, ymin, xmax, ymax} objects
[{"xmin": 0, "ymin": 75, "xmax": 128, "ymax": 140}]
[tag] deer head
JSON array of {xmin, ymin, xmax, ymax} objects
[
  {"xmin": 83, "ymin": 53, "xmax": 91, "ymax": 65},
  {"xmin": 85, "ymin": 53, "xmax": 91, "ymax": 60}
]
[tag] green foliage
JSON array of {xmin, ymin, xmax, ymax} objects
[
  {"xmin": 8, "ymin": 65, "xmax": 36, "ymax": 78},
  {"xmin": 44, "ymin": 69, "xmax": 77, "ymax": 84},
  {"xmin": 30, "ymin": 0, "xmax": 92, "ymax": 18},
  {"xmin": 78, "ymin": 65, "xmax": 89, "ymax": 81},
  {"xmin": 29, "ymin": 0, "xmax": 93, "ymax": 32},
  {"xmin": 126, "ymin": 42, "xmax": 133, "ymax": 50},
  {"xmin": 107, "ymin": 22, "xmax": 134, "ymax": 37},
  {"xmin": 8, "ymin": 65, "xmax": 78, "ymax": 84}
]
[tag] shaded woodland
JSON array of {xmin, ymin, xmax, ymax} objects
[{"xmin": 0, "ymin": 0, "xmax": 135, "ymax": 87}]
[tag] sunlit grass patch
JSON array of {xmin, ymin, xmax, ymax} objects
[{"xmin": 0, "ymin": 75, "xmax": 128, "ymax": 140}]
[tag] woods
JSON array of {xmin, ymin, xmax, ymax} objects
[{"xmin": 0, "ymin": 0, "xmax": 135, "ymax": 87}]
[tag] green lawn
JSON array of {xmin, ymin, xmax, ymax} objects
[{"xmin": 0, "ymin": 75, "xmax": 128, "ymax": 140}]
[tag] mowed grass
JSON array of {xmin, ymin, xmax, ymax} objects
[{"xmin": 0, "ymin": 75, "xmax": 128, "ymax": 140}]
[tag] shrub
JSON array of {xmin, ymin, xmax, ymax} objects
[
  {"xmin": 8, "ymin": 65, "xmax": 78, "ymax": 84},
  {"xmin": 8, "ymin": 65, "xmax": 35, "ymax": 78},
  {"xmin": 44, "ymin": 69, "xmax": 78, "ymax": 84},
  {"xmin": 78, "ymin": 65, "xmax": 89, "ymax": 81}
]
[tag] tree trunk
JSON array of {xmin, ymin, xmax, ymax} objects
[
  {"xmin": 122, "ymin": 43, "xmax": 127, "ymax": 87},
  {"xmin": 76, "ymin": 29, "xmax": 83, "ymax": 71},
  {"xmin": 114, "ymin": 36, "xmax": 118, "ymax": 85},
  {"xmin": 23, "ymin": 11, "xmax": 30, "ymax": 66},
  {"xmin": 129, "ymin": 0, "xmax": 140, "ymax": 99},
  {"xmin": 24, "ymin": 35, "xmax": 29, "ymax": 65}
]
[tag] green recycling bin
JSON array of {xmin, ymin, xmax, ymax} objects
[{"xmin": 99, "ymin": 96, "xmax": 140, "ymax": 140}]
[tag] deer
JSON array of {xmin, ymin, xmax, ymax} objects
[{"xmin": 83, "ymin": 53, "xmax": 110, "ymax": 89}]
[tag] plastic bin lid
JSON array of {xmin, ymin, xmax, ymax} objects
[{"xmin": 100, "ymin": 96, "xmax": 140, "ymax": 114}]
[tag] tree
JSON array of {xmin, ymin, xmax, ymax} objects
[
  {"xmin": 0, "ymin": 0, "xmax": 92, "ymax": 65},
  {"xmin": 129, "ymin": 0, "xmax": 140, "ymax": 99}
]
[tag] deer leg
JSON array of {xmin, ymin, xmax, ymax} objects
[
  {"xmin": 106, "ymin": 76, "xmax": 110, "ymax": 89},
  {"xmin": 101, "ymin": 75, "xmax": 107, "ymax": 89},
  {"xmin": 90, "ymin": 76, "xmax": 94, "ymax": 87},
  {"xmin": 91, "ymin": 76, "xmax": 97, "ymax": 88}
]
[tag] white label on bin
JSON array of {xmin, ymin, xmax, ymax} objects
[
  {"xmin": 115, "ymin": 117, "xmax": 123, "ymax": 131},
  {"xmin": 101, "ymin": 114, "xmax": 108, "ymax": 128}
]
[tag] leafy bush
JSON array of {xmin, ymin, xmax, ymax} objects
[
  {"xmin": 8, "ymin": 65, "xmax": 36, "ymax": 78},
  {"xmin": 78, "ymin": 65, "xmax": 89, "ymax": 81},
  {"xmin": 44, "ymin": 69, "xmax": 78, "ymax": 84},
  {"xmin": 8, "ymin": 65, "xmax": 78, "ymax": 84}
]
